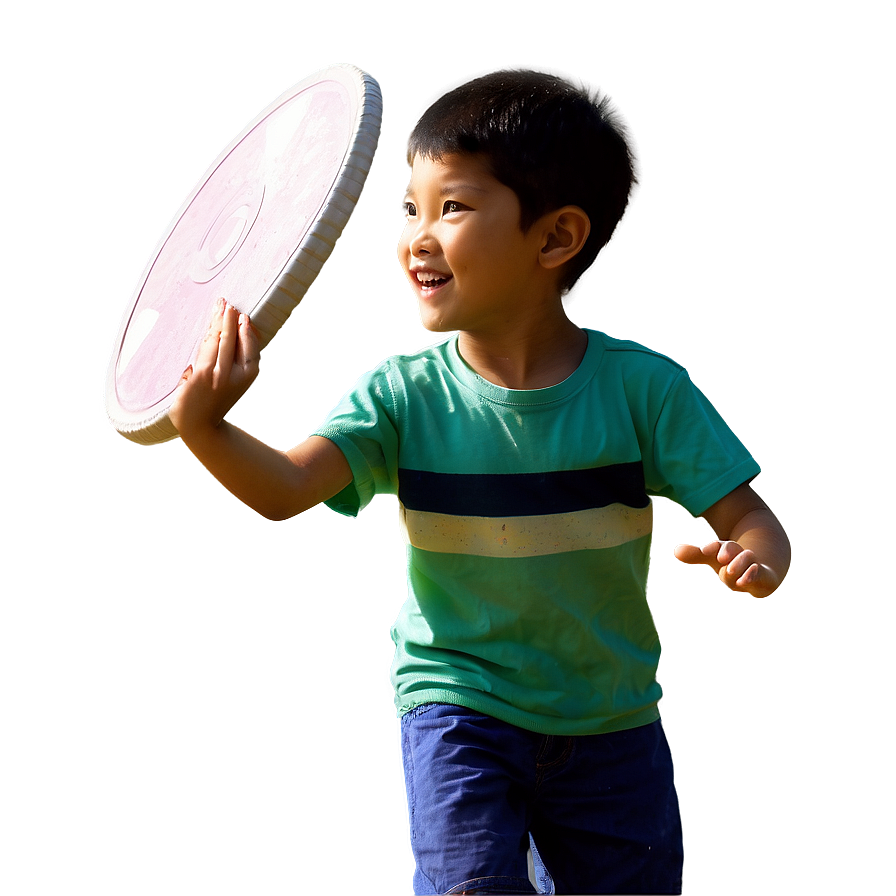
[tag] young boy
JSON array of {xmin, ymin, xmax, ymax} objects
[{"xmin": 170, "ymin": 70, "xmax": 790, "ymax": 895}]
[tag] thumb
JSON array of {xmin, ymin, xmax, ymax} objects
[
  {"xmin": 674, "ymin": 543, "xmax": 704, "ymax": 565},
  {"xmin": 673, "ymin": 542, "xmax": 721, "ymax": 567}
]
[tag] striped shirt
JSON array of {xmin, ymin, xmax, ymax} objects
[{"xmin": 315, "ymin": 331, "xmax": 759, "ymax": 735}]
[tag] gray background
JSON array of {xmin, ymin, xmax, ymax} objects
[{"xmin": 3, "ymin": 2, "xmax": 890, "ymax": 892}]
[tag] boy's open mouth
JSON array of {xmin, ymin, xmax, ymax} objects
[{"xmin": 415, "ymin": 271, "xmax": 452, "ymax": 290}]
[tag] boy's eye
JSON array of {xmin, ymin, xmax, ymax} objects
[
  {"xmin": 443, "ymin": 201, "xmax": 464, "ymax": 214},
  {"xmin": 403, "ymin": 202, "xmax": 417, "ymax": 217}
]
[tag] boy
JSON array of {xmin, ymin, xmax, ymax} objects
[{"xmin": 170, "ymin": 70, "xmax": 790, "ymax": 894}]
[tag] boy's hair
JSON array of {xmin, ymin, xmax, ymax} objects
[{"xmin": 408, "ymin": 70, "xmax": 637, "ymax": 292}]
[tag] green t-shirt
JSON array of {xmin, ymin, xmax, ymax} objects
[{"xmin": 315, "ymin": 331, "xmax": 759, "ymax": 735}]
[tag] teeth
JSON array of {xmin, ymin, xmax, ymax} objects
[{"xmin": 416, "ymin": 272, "xmax": 447, "ymax": 285}]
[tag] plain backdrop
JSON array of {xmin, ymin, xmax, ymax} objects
[{"xmin": 3, "ymin": 2, "xmax": 893, "ymax": 893}]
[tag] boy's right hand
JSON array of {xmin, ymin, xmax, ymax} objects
[
  {"xmin": 165, "ymin": 297, "xmax": 351, "ymax": 520},
  {"xmin": 169, "ymin": 298, "xmax": 260, "ymax": 440}
]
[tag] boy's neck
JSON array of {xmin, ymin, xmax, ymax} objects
[{"xmin": 456, "ymin": 312, "xmax": 587, "ymax": 391}]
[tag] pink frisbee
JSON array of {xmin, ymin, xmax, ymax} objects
[{"xmin": 106, "ymin": 65, "xmax": 382, "ymax": 444}]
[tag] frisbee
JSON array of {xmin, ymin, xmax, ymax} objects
[{"xmin": 106, "ymin": 64, "xmax": 382, "ymax": 444}]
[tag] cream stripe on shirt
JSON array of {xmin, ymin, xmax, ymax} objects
[{"xmin": 400, "ymin": 502, "xmax": 653, "ymax": 558}]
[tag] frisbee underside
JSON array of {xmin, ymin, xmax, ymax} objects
[{"xmin": 106, "ymin": 65, "xmax": 382, "ymax": 444}]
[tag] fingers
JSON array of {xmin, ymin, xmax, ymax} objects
[
  {"xmin": 216, "ymin": 302, "xmax": 239, "ymax": 380},
  {"xmin": 234, "ymin": 311, "xmax": 260, "ymax": 372},
  {"xmin": 723, "ymin": 551, "xmax": 777, "ymax": 597},
  {"xmin": 733, "ymin": 564, "xmax": 762, "ymax": 589},
  {"xmin": 673, "ymin": 540, "xmax": 754, "ymax": 584},
  {"xmin": 169, "ymin": 300, "xmax": 260, "ymax": 439},
  {"xmin": 720, "ymin": 544, "xmax": 757, "ymax": 580},
  {"xmin": 716, "ymin": 540, "xmax": 748, "ymax": 567},
  {"xmin": 194, "ymin": 299, "xmax": 258, "ymax": 377},
  {"xmin": 675, "ymin": 540, "xmax": 775, "ymax": 598}
]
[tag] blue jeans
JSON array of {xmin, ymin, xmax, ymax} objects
[{"xmin": 401, "ymin": 704, "xmax": 683, "ymax": 894}]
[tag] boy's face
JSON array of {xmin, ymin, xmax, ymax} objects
[{"xmin": 398, "ymin": 153, "xmax": 552, "ymax": 334}]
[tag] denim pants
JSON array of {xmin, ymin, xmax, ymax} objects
[{"xmin": 401, "ymin": 704, "xmax": 683, "ymax": 895}]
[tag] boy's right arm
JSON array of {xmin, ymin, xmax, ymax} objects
[{"xmin": 168, "ymin": 299, "xmax": 352, "ymax": 520}]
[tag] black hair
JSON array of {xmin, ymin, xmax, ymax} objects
[{"xmin": 407, "ymin": 70, "xmax": 637, "ymax": 292}]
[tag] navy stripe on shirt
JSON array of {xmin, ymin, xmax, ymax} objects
[{"xmin": 398, "ymin": 462, "xmax": 649, "ymax": 518}]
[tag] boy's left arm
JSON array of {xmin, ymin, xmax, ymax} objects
[{"xmin": 674, "ymin": 483, "xmax": 790, "ymax": 598}]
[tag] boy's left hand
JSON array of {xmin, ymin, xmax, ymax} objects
[
  {"xmin": 674, "ymin": 540, "xmax": 781, "ymax": 598},
  {"xmin": 673, "ymin": 484, "xmax": 791, "ymax": 599}
]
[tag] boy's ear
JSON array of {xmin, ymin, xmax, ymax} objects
[{"xmin": 538, "ymin": 206, "xmax": 591, "ymax": 271}]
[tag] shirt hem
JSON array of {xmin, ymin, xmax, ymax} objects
[{"xmin": 396, "ymin": 688, "xmax": 661, "ymax": 736}]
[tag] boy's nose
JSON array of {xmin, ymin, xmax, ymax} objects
[{"xmin": 409, "ymin": 223, "xmax": 436, "ymax": 257}]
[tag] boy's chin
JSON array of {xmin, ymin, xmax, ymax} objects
[{"xmin": 418, "ymin": 312, "xmax": 455, "ymax": 333}]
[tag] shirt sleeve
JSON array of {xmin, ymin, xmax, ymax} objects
[
  {"xmin": 312, "ymin": 363, "xmax": 400, "ymax": 517},
  {"xmin": 643, "ymin": 369, "xmax": 761, "ymax": 516}
]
